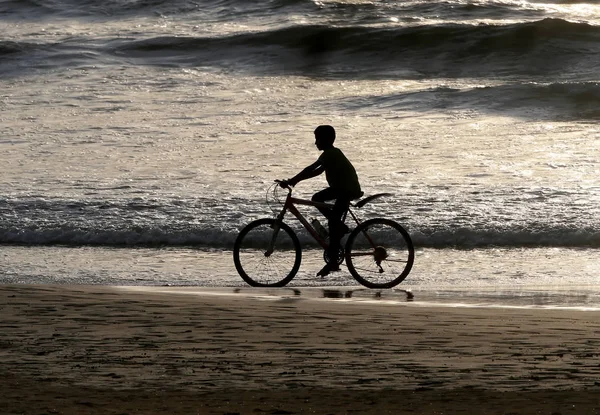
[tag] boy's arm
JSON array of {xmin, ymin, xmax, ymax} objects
[{"xmin": 285, "ymin": 160, "xmax": 325, "ymax": 187}]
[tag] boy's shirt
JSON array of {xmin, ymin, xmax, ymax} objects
[{"xmin": 318, "ymin": 147, "xmax": 362, "ymax": 198}]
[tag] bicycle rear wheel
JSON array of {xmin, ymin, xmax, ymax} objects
[
  {"xmin": 233, "ymin": 218, "xmax": 302, "ymax": 287},
  {"xmin": 345, "ymin": 218, "xmax": 414, "ymax": 289}
]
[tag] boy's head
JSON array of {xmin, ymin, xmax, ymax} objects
[{"xmin": 314, "ymin": 125, "xmax": 335, "ymax": 149}]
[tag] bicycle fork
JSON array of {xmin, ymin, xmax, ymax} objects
[{"xmin": 265, "ymin": 206, "xmax": 287, "ymax": 257}]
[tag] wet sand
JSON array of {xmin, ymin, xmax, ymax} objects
[{"xmin": 1, "ymin": 285, "xmax": 600, "ymax": 414}]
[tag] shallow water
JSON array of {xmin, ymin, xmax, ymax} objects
[{"xmin": 2, "ymin": 245, "xmax": 600, "ymax": 309}]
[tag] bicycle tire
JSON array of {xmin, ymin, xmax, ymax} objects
[
  {"xmin": 233, "ymin": 218, "xmax": 302, "ymax": 287},
  {"xmin": 344, "ymin": 218, "xmax": 414, "ymax": 289}
]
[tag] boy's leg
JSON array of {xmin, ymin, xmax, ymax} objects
[
  {"xmin": 313, "ymin": 188, "xmax": 348, "ymax": 276},
  {"xmin": 311, "ymin": 188, "xmax": 337, "ymax": 219},
  {"xmin": 325, "ymin": 196, "xmax": 351, "ymax": 269}
]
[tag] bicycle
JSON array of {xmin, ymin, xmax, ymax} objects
[{"xmin": 233, "ymin": 181, "xmax": 414, "ymax": 289}]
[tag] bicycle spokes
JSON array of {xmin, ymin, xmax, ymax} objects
[
  {"xmin": 233, "ymin": 218, "xmax": 302, "ymax": 287},
  {"xmin": 345, "ymin": 219, "xmax": 414, "ymax": 289}
]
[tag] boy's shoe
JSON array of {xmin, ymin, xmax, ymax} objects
[{"xmin": 317, "ymin": 263, "xmax": 340, "ymax": 277}]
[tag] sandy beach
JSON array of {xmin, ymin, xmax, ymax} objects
[{"xmin": 1, "ymin": 285, "xmax": 600, "ymax": 414}]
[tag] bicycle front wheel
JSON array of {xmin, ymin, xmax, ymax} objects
[
  {"xmin": 233, "ymin": 218, "xmax": 302, "ymax": 287},
  {"xmin": 345, "ymin": 218, "xmax": 414, "ymax": 289}
]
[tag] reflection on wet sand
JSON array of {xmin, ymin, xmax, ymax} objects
[
  {"xmin": 322, "ymin": 288, "xmax": 414, "ymax": 301},
  {"xmin": 233, "ymin": 286, "xmax": 415, "ymax": 302},
  {"xmin": 133, "ymin": 286, "xmax": 600, "ymax": 310}
]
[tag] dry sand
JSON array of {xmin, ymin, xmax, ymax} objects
[{"xmin": 1, "ymin": 284, "xmax": 599, "ymax": 414}]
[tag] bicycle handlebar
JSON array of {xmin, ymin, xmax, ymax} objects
[{"xmin": 274, "ymin": 179, "xmax": 292, "ymax": 192}]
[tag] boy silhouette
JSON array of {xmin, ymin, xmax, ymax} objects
[{"xmin": 279, "ymin": 125, "xmax": 363, "ymax": 277}]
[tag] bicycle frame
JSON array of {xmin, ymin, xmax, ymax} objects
[{"xmin": 267, "ymin": 186, "xmax": 363, "ymax": 255}]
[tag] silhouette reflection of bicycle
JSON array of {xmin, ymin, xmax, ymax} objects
[{"xmin": 322, "ymin": 289, "xmax": 414, "ymax": 301}]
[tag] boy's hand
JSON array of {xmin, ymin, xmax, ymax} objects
[{"xmin": 278, "ymin": 179, "xmax": 295, "ymax": 189}]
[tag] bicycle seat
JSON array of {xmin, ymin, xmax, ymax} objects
[{"xmin": 352, "ymin": 193, "xmax": 393, "ymax": 208}]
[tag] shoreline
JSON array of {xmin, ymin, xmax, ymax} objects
[{"xmin": 2, "ymin": 285, "xmax": 600, "ymax": 414}]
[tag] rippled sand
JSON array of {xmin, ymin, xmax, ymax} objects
[{"xmin": 2, "ymin": 285, "xmax": 599, "ymax": 414}]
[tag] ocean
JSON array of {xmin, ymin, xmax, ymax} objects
[{"xmin": 1, "ymin": 0, "xmax": 600, "ymax": 303}]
